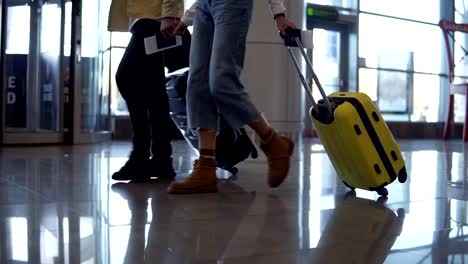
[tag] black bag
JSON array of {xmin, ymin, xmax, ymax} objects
[{"xmin": 166, "ymin": 68, "xmax": 258, "ymax": 175}]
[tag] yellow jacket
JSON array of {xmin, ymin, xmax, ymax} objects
[{"xmin": 108, "ymin": 0, "xmax": 184, "ymax": 32}]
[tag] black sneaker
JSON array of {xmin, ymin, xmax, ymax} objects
[
  {"xmin": 112, "ymin": 155, "xmax": 151, "ymax": 181},
  {"xmin": 148, "ymin": 157, "xmax": 176, "ymax": 180}
]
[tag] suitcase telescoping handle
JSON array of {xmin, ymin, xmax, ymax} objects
[{"xmin": 282, "ymin": 27, "xmax": 332, "ymax": 115}]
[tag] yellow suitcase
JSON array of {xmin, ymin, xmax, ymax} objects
[{"xmin": 285, "ymin": 28, "xmax": 407, "ymax": 196}]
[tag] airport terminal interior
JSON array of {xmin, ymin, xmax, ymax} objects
[{"xmin": 1, "ymin": 0, "xmax": 468, "ymax": 263}]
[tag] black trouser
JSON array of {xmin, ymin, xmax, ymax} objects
[{"xmin": 116, "ymin": 19, "xmax": 191, "ymax": 159}]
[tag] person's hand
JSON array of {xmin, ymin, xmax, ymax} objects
[
  {"xmin": 172, "ymin": 20, "xmax": 188, "ymax": 37},
  {"xmin": 275, "ymin": 15, "xmax": 298, "ymax": 37},
  {"xmin": 160, "ymin": 17, "xmax": 179, "ymax": 38}
]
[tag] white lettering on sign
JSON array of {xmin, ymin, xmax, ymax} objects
[
  {"xmin": 8, "ymin": 76, "xmax": 16, "ymax": 89},
  {"xmin": 7, "ymin": 92, "xmax": 16, "ymax": 104}
]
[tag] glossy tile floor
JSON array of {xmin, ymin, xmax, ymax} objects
[{"xmin": 1, "ymin": 138, "xmax": 468, "ymax": 263}]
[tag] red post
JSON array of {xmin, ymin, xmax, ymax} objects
[{"xmin": 444, "ymin": 94, "xmax": 455, "ymax": 140}]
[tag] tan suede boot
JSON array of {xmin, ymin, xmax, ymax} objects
[
  {"xmin": 167, "ymin": 158, "xmax": 218, "ymax": 194},
  {"xmin": 260, "ymin": 131, "xmax": 295, "ymax": 188}
]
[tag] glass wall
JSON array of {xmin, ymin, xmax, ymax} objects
[
  {"xmin": 106, "ymin": 33, "xmax": 130, "ymax": 116},
  {"xmin": 4, "ymin": 0, "xmax": 63, "ymax": 131},
  {"xmin": 79, "ymin": 0, "xmax": 111, "ymax": 132},
  {"xmin": 2, "ymin": 0, "xmax": 114, "ymax": 143},
  {"xmin": 312, "ymin": 29, "xmax": 342, "ymax": 96},
  {"xmin": 360, "ymin": 0, "xmax": 440, "ymax": 23},
  {"xmin": 358, "ymin": 1, "xmax": 444, "ymax": 122},
  {"xmin": 453, "ymin": 0, "xmax": 468, "ymax": 122},
  {"xmin": 39, "ymin": 1, "xmax": 62, "ymax": 131},
  {"xmin": 4, "ymin": 2, "xmax": 31, "ymax": 130},
  {"xmin": 306, "ymin": 0, "xmax": 455, "ymax": 123}
]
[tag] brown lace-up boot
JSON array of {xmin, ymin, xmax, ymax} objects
[{"xmin": 167, "ymin": 158, "xmax": 218, "ymax": 194}]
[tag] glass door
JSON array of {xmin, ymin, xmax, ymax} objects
[
  {"xmin": 311, "ymin": 27, "xmax": 348, "ymax": 96},
  {"xmin": 2, "ymin": 0, "xmax": 64, "ymax": 144},
  {"xmin": 67, "ymin": 0, "xmax": 111, "ymax": 144},
  {"xmin": 302, "ymin": 11, "xmax": 357, "ymax": 136}
]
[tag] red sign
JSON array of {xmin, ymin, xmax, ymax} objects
[{"xmin": 440, "ymin": 19, "xmax": 468, "ymax": 33}]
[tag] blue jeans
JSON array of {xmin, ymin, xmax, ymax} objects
[{"xmin": 187, "ymin": 0, "xmax": 261, "ymax": 131}]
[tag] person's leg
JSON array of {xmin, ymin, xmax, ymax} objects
[
  {"xmin": 167, "ymin": 0, "xmax": 219, "ymax": 194},
  {"xmin": 208, "ymin": 0, "xmax": 294, "ymax": 188},
  {"xmin": 113, "ymin": 23, "xmax": 152, "ymax": 181},
  {"xmin": 170, "ymin": 0, "xmax": 294, "ymax": 193},
  {"xmin": 134, "ymin": 20, "xmax": 175, "ymax": 179}
]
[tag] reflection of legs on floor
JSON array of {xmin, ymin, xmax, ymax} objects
[
  {"xmin": 112, "ymin": 183, "xmax": 150, "ymax": 264},
  {"xmin": 112, "ymin": 182, "xmax": 181, "ymax": 263},
  {"xmin": 123, "ymin": 208, "xmax": 147, "ymax": 264},
  {"xmin": 252, "ymin": 195, "xmax": 295, "ymax": 256},
  {"xmin": 144, "ymin": 196, "xmax": 177, "ymax": 262},
  {"xmin": 162, "ymin": 183, "xmax": 255, "ymax": 262}
]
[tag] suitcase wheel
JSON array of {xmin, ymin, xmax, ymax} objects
[
  {"xmin": 376, "ymin": 187, "xmax": 388, "ymax": 197},
  {"xmin": 397, "ymin": 168, "xmax": 407, "ymax": 183}
]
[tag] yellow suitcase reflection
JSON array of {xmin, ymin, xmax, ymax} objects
[
  {"xmin": 284, "ymin": 28, "xmax": 407, "ymax": 196},
  {"xmin": 313, "ymin": 195, "xmax": 405, "ymax": 263}
]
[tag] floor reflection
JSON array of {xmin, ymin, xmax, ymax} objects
[
  {"xmin": 0, "ymin": 140, "xmax": 468, "ymax": 263},
  {"xmin": 311, "ymin": 194, "xmax": 405, "ymax": 263},
  {"xmin": 110, "ymin": 179, "xmax": 259, "ymax": 263}
]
